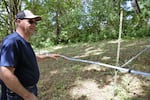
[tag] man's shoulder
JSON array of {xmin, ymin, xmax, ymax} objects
[
  {"xmin": 2, "ymin": 32, "xmax": 21, "ymax": 45},
  {"xmin": 4, "ymin": 32, "xmax": 18, "ymax": 40}
]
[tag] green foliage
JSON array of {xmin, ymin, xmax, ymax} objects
[
  {"xmin": 0, "ymin": 0, "xmax": 150, "ymax": 47},
  {"xmin": 0, "ymin": 1, "xmax": 9, "ymax": 41}
]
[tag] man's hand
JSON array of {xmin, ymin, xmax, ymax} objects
[
  {"xmin": 36, "ymin": 53, "xmax": 60, "ymax": 61},
  {"xmin": 47, "ymin": 54, "xmax": 60, "ymax": 60},
  {"xmin": 24, "ymin": 92, "xmax": 38, "ymax": 100}
]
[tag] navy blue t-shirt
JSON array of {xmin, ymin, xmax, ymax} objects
[{"xmin": 0, "ymin": 32, "xmax": 39, "ymax": 87}]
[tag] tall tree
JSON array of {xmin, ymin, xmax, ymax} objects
[
  {"xmin": 2, "ymin": 0, "xmax": 21, "ymax": 33},
  {"xmin": 132, "ymin": 0, "xmax": 141, "ymax": 14}
]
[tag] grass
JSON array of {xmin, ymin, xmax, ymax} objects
[{"xmin": 37, "ymin": 38, "xmax": 150, "ymax": 100}]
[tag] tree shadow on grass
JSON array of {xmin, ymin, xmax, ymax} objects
[{"xmin": 37, "ymin": 39, "xmax": 150, "ymax": 100}]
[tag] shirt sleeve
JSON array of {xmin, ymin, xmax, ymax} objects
[{"xmin": 0, "ymin": 40, "xmax": 16, "ymax": 67}]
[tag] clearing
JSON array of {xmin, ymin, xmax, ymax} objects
[{"xmin": 37, "ymin": 38, "xmax": 150, "ymax": 100}]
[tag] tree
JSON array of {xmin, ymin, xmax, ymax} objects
[
  {"xmin": 132, "ymin": 0, "xmax": 141, "ymax": 14},
  {"xmin": 0, "ymin": 0, "xmax": 150, "ymax": 46},
  {"xmin": 0, "ymin": 0, "xmax": 21, "ymax": 41}
]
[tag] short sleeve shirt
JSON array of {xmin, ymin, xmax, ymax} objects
[{"xmin": 0, "ymin": 32, "xmax": 39, "ymax": 87}]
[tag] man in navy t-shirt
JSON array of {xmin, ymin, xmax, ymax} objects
[{"xmin": 0, "ymin": 10, "xmax": 60, "ymax": 100}]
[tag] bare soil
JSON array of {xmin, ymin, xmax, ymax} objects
[{"xmin": 37, "ymin": 39, "xmax": 150, "ymax": 100}]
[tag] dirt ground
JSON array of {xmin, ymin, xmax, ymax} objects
[{"xmin": 37, "ymin": 39, "xmax": 150, "ymax": 100}]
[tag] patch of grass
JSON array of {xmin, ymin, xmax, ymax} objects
[{"xmin": 38, "ymin": 38, "xmax": 150, "ymax": 100}]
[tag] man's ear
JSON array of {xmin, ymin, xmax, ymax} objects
[{"xmin": 15, "ymin": 19, "xmax": 21, "ymax": 23}]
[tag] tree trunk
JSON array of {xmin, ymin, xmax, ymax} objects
[
  {"xmin": 3, "ymin": 0, "xmax": 21, "ymax": 33},
  {"xmin": 55, "ymin": 0, "xmax": 61, "ymax": 44},
  {"xmin": 132, "ymin": 0, "xmax": 141, "ymax": 14},
  {"xmin": 55, "ymin": 11, "xmax": 60, "ymax": 44}
]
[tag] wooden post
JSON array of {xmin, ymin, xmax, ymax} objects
[{"xmin": 112, "ymin": 10, "xmax": 123, "ymax": 98}]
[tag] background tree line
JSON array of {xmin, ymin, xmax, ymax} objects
[{"xmin": 0, "ymin": 0, "xmax": 150, "ymax": 48}]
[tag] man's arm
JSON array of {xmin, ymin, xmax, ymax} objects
[
  {"xmin": 36, "ymin": 54, "xmax": 60, "ymax": 61},
  {"xmin": 0, "ymin": 66, "xmax": 37, "ymax": 100}
]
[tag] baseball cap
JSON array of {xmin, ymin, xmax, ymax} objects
[{"xmin": 16, "ymin": 10, "xmax": 41, "ymax": 21}]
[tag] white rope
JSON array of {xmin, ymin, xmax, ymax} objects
[
  {"xmin": 60, "ymin": 55, "xmax": 150, "ymax": 77},
  {"xmin": 121, "ymin": 45, "xmax": 150, "ymax": 67}
]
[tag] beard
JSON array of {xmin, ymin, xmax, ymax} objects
[{"xmin": 24, "ymin": 26, "xmax": 36, "ymax": 36}]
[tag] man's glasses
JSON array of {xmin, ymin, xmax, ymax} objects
[
  {"xmin": 18, "ymin": 18, "xmax": 37, "ymax": 25},
  {"xmin": 28, "ymin": 20, "xmax": 37, "ymax": 25}
]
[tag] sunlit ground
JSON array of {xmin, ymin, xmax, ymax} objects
[{"xmin": 37, "ymin": 38, "xmax": 150, "ymax": 100}]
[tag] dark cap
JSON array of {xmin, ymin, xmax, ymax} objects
[{"xmin": 16, "ymin": 10, "xmax": 41, "ymax": 21}]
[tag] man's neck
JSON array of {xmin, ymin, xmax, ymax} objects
[{"xmin": 16, "ymin": 29, "xmax": 29, "ymax": 41}]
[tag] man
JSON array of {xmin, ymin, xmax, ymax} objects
[{"xmin": 0, "ymin": 10, "xmax": 60, "ymax": 100}]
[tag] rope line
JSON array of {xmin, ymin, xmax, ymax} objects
[
  {"xmin": 60, "ymin": 55, "xmax": 150, "ymax": 77},
  {"xmin": 121, "ymin": 45, "xmax": 150, "ymax": 67}
]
